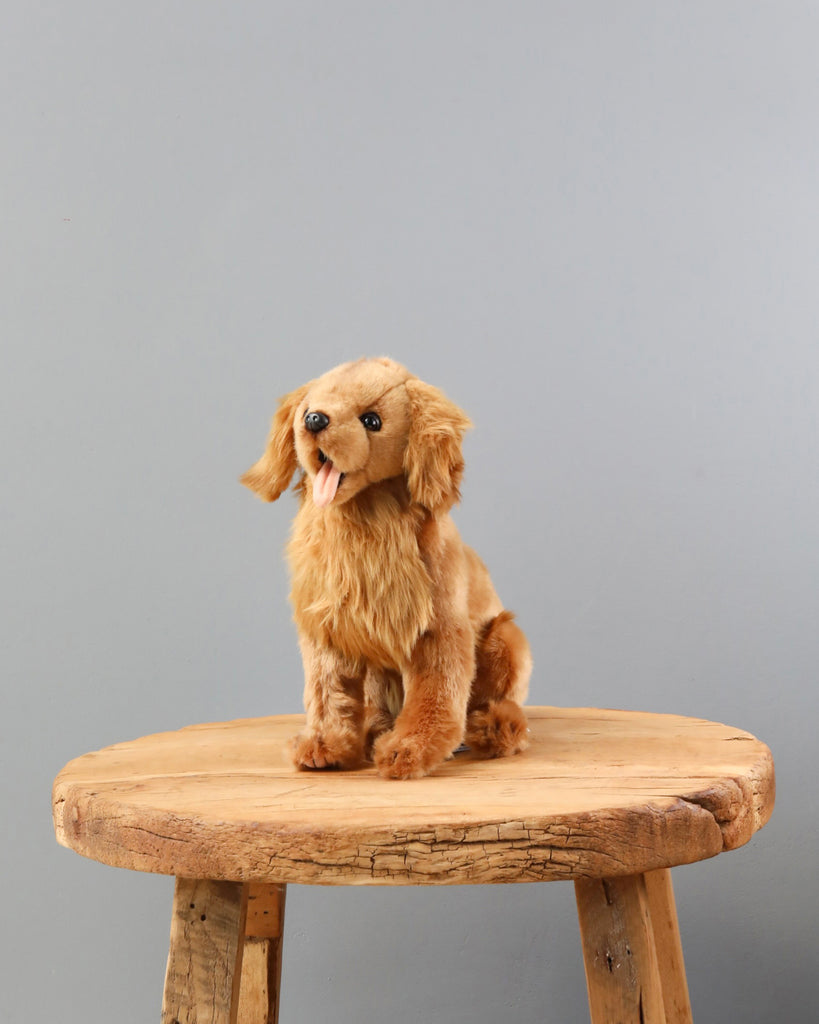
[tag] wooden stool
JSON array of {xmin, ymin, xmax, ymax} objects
[{"xmin": 52, "ymin": 707, "xmax": 774, "ymax": 1023}]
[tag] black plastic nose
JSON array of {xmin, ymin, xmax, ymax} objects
[{"xmin": 304, "ymin": 411, "xmax": 330, "ymax": 434}]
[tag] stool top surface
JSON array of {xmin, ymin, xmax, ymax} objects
[{"xmin": 53, "ymin": 707, "xmax": 774, "ymax": 886}]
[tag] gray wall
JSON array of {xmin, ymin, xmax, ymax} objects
[{"xmin": 3, "ymin": 3, "xmax": 816, "ymax": 1021}]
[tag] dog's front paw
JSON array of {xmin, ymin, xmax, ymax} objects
[
  {"xmin": 373, "ymin": 731, "xmax": 444, "ymax": 780},
  {"xmin": 291, "ymin": 731, "xmax": 364, "ymax": 771}
]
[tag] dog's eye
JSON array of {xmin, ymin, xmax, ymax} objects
[{"xmin": 360, "ymin": 412, "xmax": 382, "ymax": 432}]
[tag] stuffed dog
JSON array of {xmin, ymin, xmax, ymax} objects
[{"xmin": 242, "ymin": 357, "xmax": 532, "ymax": 779}]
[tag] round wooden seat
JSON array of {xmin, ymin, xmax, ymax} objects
[
  {"xmin": 52, "ymin": 707, "xmax": 775, "ymax": 1024},
  {"xmin": 53, "ymin": 706, "xmax": 773, "ymax": 885}
]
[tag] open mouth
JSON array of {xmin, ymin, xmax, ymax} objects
[
  {"xmin": 317, "ymin": 449, "xmax": 346, "ymax": 485},
  {"xmin": 314, "ymin": 450, "xmax": 346, "ymax": 508}
]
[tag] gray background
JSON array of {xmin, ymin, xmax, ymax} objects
[{"xmin": 3, "ymin": 2, "xmax": 816, "ymax": 1021}]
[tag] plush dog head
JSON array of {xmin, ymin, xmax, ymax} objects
[{"xmin": 241, "ymin": 357, "xmax": 472, "ymax": 512}]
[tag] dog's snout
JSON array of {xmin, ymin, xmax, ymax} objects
[{"xmin": 304, "ymin": 411, "xmax": 330, "ymax": 434}]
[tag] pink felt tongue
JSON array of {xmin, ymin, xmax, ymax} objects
[{"xmin": 313, "ymin": 460, "xmax": 342, "ymax": 508}]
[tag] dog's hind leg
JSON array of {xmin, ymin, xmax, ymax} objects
[{"xmin": 465, "ymin": 611, "xmax": 532, "ymax": 758}]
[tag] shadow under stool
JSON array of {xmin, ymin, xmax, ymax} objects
[{"xmin": 52, "ymin": 706, "xmax": 775, "ymax": 1023}]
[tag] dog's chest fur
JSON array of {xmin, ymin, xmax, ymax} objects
[{"xmin": 288, "ymin": 489, "xmax": 434, "ymax": 668}]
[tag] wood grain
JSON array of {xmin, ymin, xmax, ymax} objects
[
  {"xmin": 52, "ymin": 707, "xmax": 774, "ymax": 886},
  {"xmin": 161, "ymin": 879, "xmax": 247, "ymax": 1024},
  {"xmin": 575, "ymin": 869, "xmax": 694, "ymax": 1024},
  {"xmin": 237, "ymin": 885, "xmax": 286, "ymax": 1024},
  {"xmin": 575, "ymin": 872, "xmax": 667, "ymax": 1023},
  {"xmin": 644, "ymin": 868, "xmax": 693, "ymax": 1023}
]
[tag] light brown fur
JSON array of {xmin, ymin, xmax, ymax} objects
[{"xmin": 242, "ymin": 357, "xmax": 532, "ymax": 779}]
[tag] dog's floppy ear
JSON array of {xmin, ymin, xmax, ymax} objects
[
  {"xmin": 240, "ymin": 384, "xmax": 309, "ymax": 502},
  {"xmin": 404, "ymin": 378, "xmax": 472, "ymax": 513}
]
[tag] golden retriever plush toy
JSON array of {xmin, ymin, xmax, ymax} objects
[{"xmin": 242, "ymin": 357, "xmax": 532, "ymax": 779}]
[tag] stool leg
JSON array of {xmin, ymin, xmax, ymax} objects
[
  {"xmin": 237, "ymin": 884, "xmax": 287, "ymax": 1024},
  {"xmin": 161, "ymin": 878, "xmax": 248, "ymax": 1024},
  {"xmin": 643, "ymin": 869, "xmax": 693, "ymax": 1024},
  {"xmin": 575, "ymin": 872, "xmax": 671, "ymax": 1024}
]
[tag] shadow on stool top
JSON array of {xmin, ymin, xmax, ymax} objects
[{"xmin": 52, "ymin": 706, "xmax": 774, "ymax": 886}]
